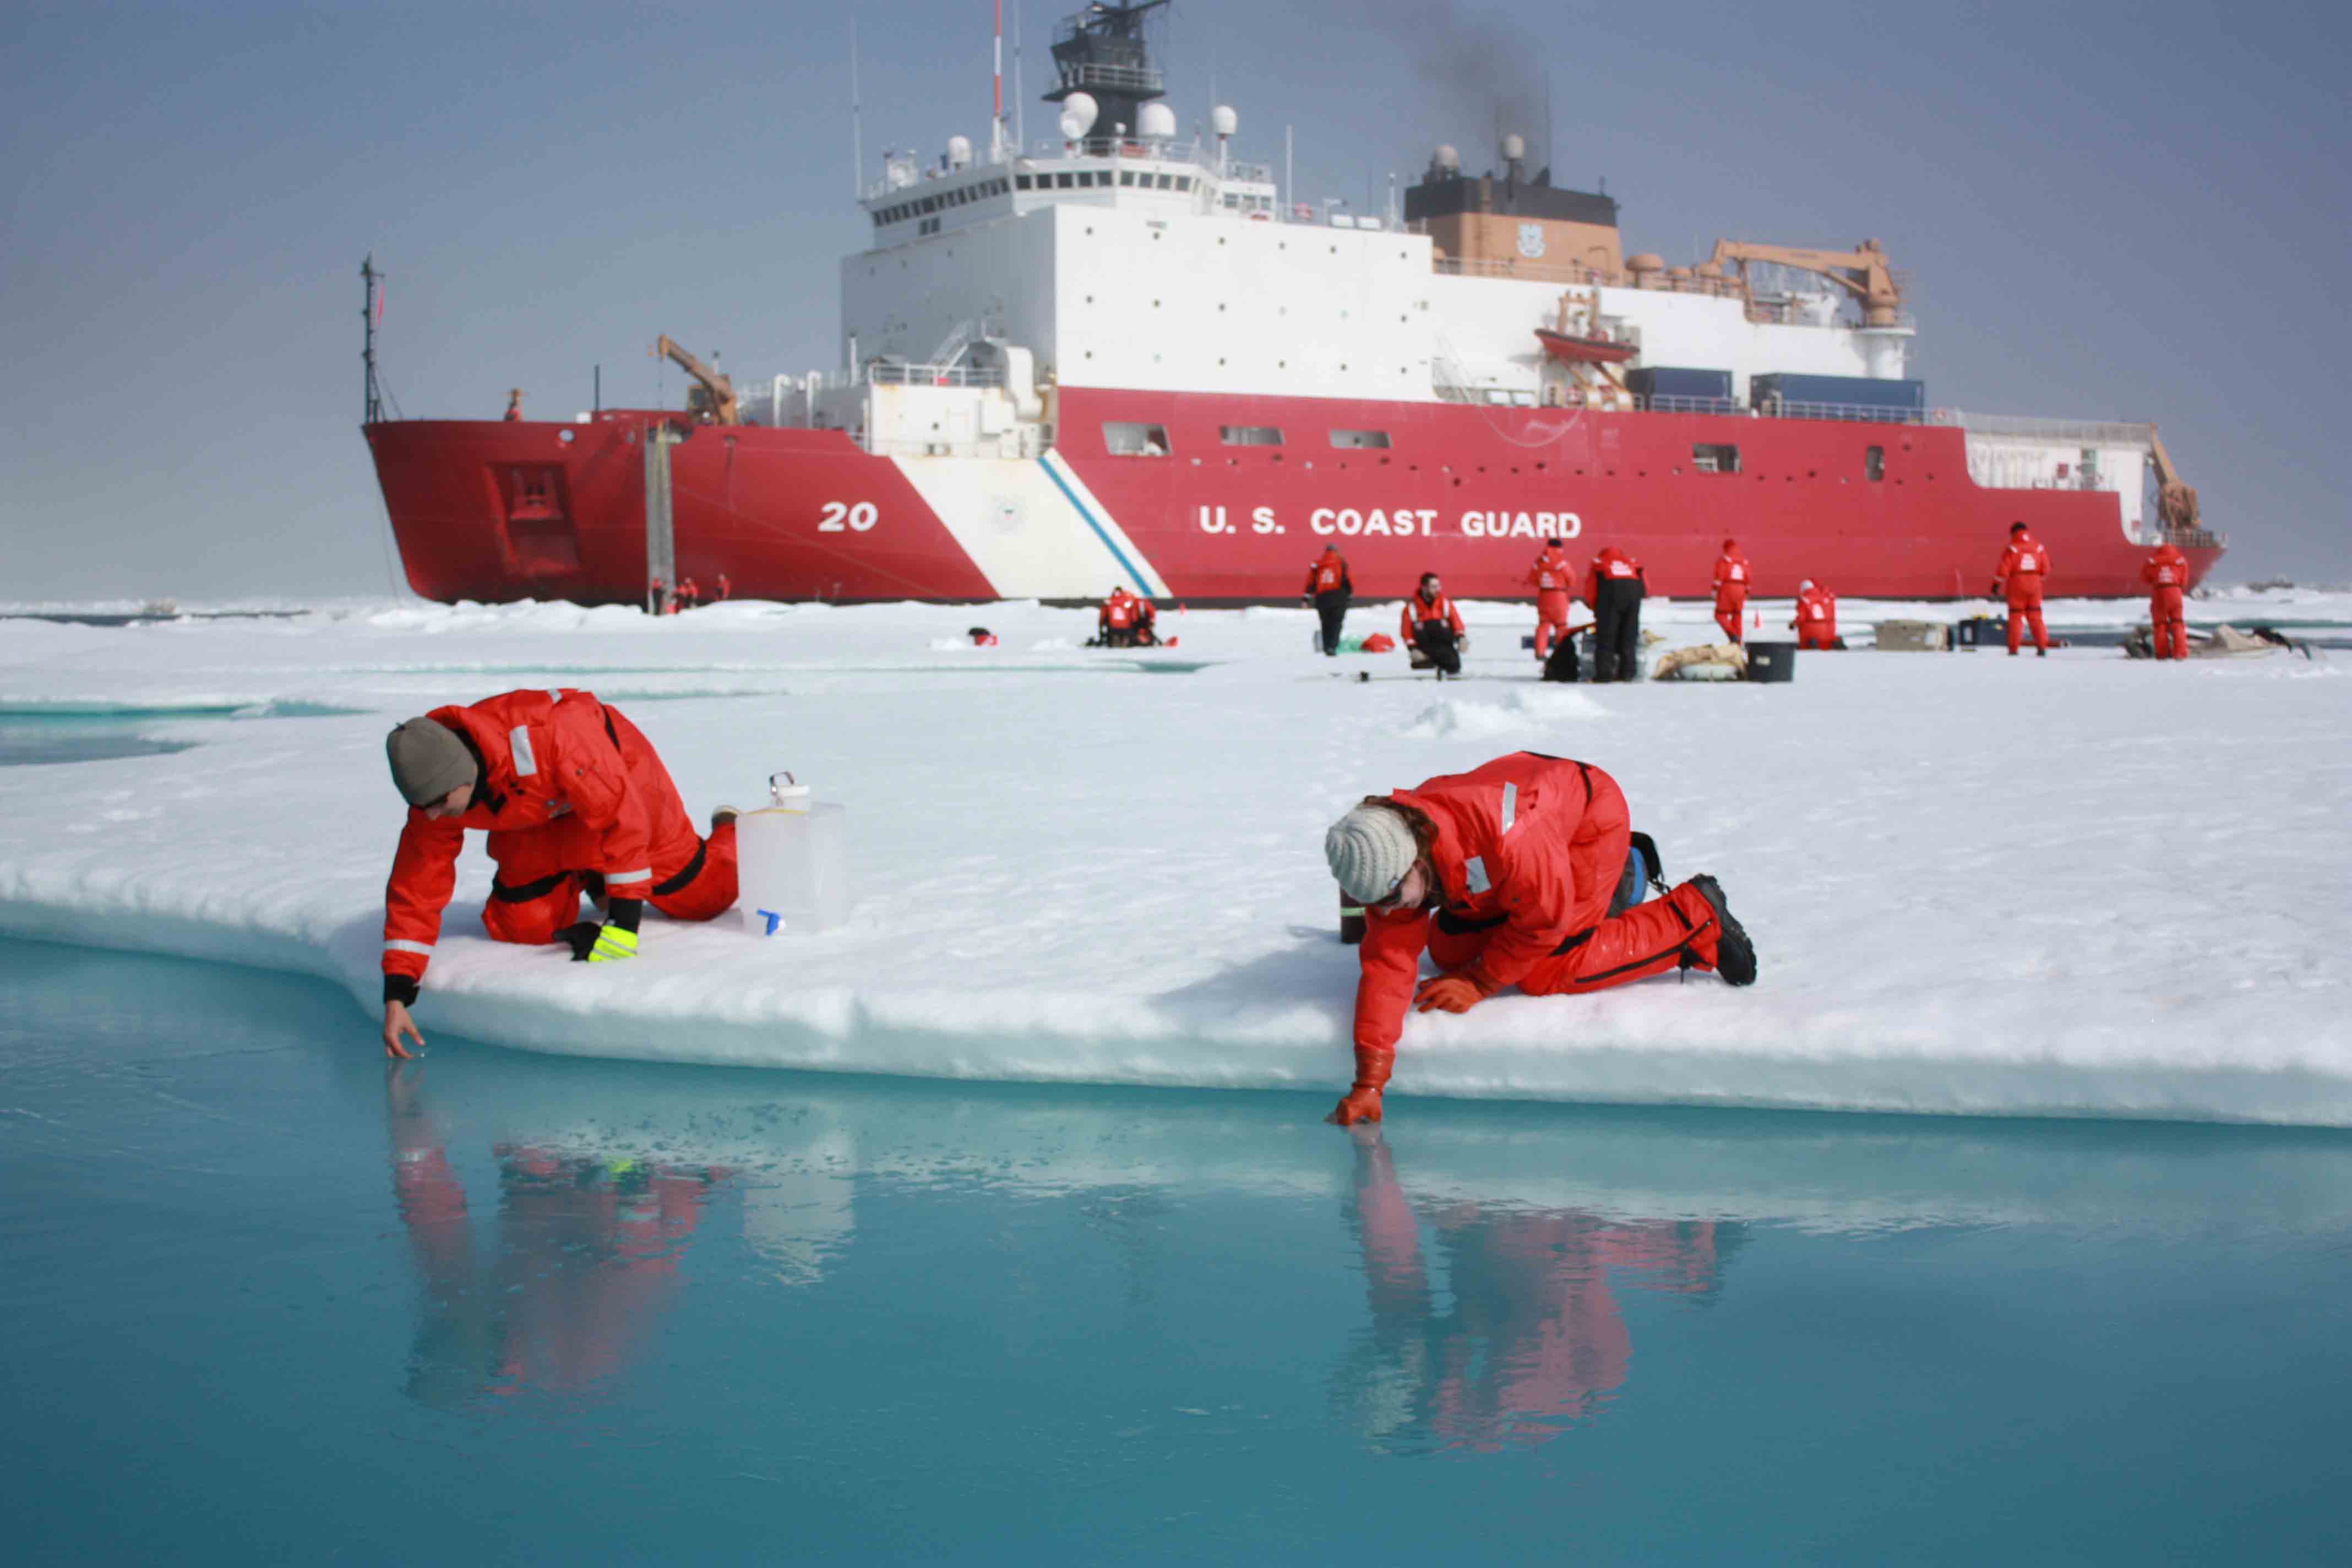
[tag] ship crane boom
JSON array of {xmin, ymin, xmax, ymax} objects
[
  {"xmin": 1708, "ymin": 238, "xmax": 1905, "ymax": 327},
  {"xmin": 651, "ymin": 335, "xmax": 739, "ymax": 424}
]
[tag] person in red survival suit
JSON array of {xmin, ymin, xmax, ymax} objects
[
  {"xmin": 1791, "ymin": 579, "xmax": 1839, "ymax": 650},
  {"xmin": 1097, "ymin": 586, "xmax": 1140, "ymax": 647},
  {"xmin": 1711, "ymin": 538, "xmax": 1751, "ymax": 643},
  {"xmin": 503, "ymin": 389, "xmax": 524, "ymax": 422},
  {"xmin": 1583, "ymin": 546, "xmax": 1647, "ymax": 682},
  {"xmin": 1132, "ymin": 596, "xmax": 1161, "ymax": 646},
  {"xmin": 674, "ymin": 575, "xmax": 701, "ymax": 612},
  {"xmin": 715, "ymin": 571, "xmax": 732, "ymax": 601},
  {"xmin": 1398, "ymin": 571, "xmax": 1468, "ymax": 678},
  {"xmin": 1341, "ymin": 1126, "xmax": 1727, "ymax": 1452},
  {"xmin": 2143, "ymin": 541, "xmax": 2190, "ymax": 660},
  {"xmin": 379, "ymin": 689, "xmax": 739, "ymax": 1058},
  {"xmin": 1991, "ymin": 522, "xmax": 2053, "ymax": 656},
  {"xmin": 1321, "ymin": 753, "xmax": 1756, "ymax": 1125},
  {"xmin": 1304, "ymin": 545, "xmax": 1354, "ymax": 655},
  {"xmin": 1524, "ymin": 537, "xmax": 1576, "ymax": 660}
]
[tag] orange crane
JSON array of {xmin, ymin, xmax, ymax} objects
[
  {"xmin": 1707, "ymin": 238, "xmax": 1905, "ymax": 327},
  {"xmin": 2148, "ymin": 427, "xmax": 2202, "ymax": 535},
  {"xmin": 651, "ymin": 335, "xmax": 739, "ymax": 424}
]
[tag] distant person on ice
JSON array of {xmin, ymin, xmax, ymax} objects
[
  {"xmin": 1525, "ymin": 537, "xmax": 1576, "ymax": 661},
  {"xmin": 1400, "ymin": 571, "xmax": 1467, "ymax": 678},
  {"xmin": 1320, "ymin": 753, "xmax": 1756, "ymax": 1126},
  {"xmin": 1096, "ymin": 586, "xmax": 1141, "ymax": 647},
  {"xmin": 2143, "ymin": 540, "xmax": 2190, "ymax": 660},
  {"xmin": 1304, "ymin": 544, "xmax": 1353, "ymax": 655},
  {"xmin": 1791, "ymin": 580, "xmax": 1839, "ymax": 650},
  {"xmin": 1711, "ymin": 539, "xmax": 1751, "ymax": 644},
  {"xmin": 1584, "ymin": 545, "xmax": 1646, "ymax": 682},
  {"xmin": 378, "ymin": 689, "xmax": 739, "ymax": 1059},
  {"xmin": 1991, "ymin": 522, "xmax": 2052, "ymax": 656}
]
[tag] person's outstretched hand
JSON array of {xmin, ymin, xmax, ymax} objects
[
  {"xmin": 383, "ymin": 1000, "xmax": 423, "ymax": 1060},
  {"xmin": 1414, "ymin": 974, "xmax": 1489, "ymax": 1014},
  {"xmin": 1329, "ymin": 1085, "xmax": 1384, "ymax": 1125}
]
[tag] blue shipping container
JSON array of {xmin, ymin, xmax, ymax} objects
[
  {"xmin": 1629, "ymin": 366, "xmax": 1734, "ymax": 401},
  {"xmin": 1751, "ymin": 373, "xmax": 1926, "ymax": 412}
]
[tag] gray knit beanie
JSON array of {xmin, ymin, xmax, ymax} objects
[
  {"xmin": 1325, "ymin": 805, "xmax": 1419, "ymax": 903},
  {"xmin": 386, "ymin": 717, "xmax": 476, "ymax": 806}
]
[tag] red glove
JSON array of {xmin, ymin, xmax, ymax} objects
[
  {"xmin": 1414, "ymin": 974, "xmax": 1491, "ymax": 1014},
  {"xmin": 1330, "ymin": 1045, "xmax": 1395, "ymax": 1125}
]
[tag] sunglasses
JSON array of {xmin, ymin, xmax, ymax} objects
[{"xmin": 1365, "ymin": 865, "xmax": 1419, "ymax": 911}]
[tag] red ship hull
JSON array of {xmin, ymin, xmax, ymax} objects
[{"xmin": 365, "ymin": 389, "xmax": 2221, "ymax": 604}]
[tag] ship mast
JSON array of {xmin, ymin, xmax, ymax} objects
[
  {"xmin": 1042, "ymin": 0, "xmax": 1169, "ymax": 141},
  {"xmin": 360, "ymin": 254, "xmax": 383, "ymax": 425}
]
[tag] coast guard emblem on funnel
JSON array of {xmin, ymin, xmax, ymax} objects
[{"xmin": 1517, "ymin": 222, "xmax": 1546, "ymax": 259}]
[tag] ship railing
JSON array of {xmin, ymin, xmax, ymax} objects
[
  {"xmin": 1929, "ymin": 409, "xmax": 2155, "ymax": 446},
  {"xmin": 1755, "ymin": 398, "xmax": 1925, "ymax": 425},
  {"xmin": 865, "ymin": 361, "xmax": 1007, "ymax": 388},
  {"xmin": 1019, "ymin": 136, "xmax": 1273, "ymax": 186},
  {"xmin": 1640, "ymin": 394, "xmax": 1743, "ymax": 416},
  {"xmin": 1433, "ymin": 256, "xmax": 1616, "ymax": 287}
]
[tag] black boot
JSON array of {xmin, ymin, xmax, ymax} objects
[{"xmin": 1686, "ymin": 874, "xmax": 1756, "ymax": 987}]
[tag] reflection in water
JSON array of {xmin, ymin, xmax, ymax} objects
[
  {"xmin": 1340, "ymin": 1127, "xmax": 1736, "ymax": 1455},
  {"xmin": 383, "ymin": 1066, "xmax": 728, "ymax": 1406}
]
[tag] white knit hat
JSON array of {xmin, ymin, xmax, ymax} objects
[{"xmin": 1325, "ymin": 805, "xmax": 1418, "ymax": 903}]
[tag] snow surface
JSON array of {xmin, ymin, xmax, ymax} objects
[{"xmin": 1, "ymin": 591, "xmax": 2347, "ymax": 1125}]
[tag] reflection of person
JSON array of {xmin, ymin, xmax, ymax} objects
[
  {"xmin": 1340, "ymin": 1126, "xmax": 1728, "ymax": 1452},
  {"xmin": 1991, "ymin": 522, "xmax": 2052, "ymax": 656},
  {"xmin": 379, "ymin": 689, "xmax": 739, "ymax": 1057},
  {"xmin": 383, "ymin": 1069, "xmax": 722, "ymax": 1406},
  {"xmin": 1322, "ymin": 753, "xmax": 1756, "ymax": 1125}
]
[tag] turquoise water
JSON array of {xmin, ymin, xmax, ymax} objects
[{"xmin": 3, "ymin": 942, "xmax": 2349, "ymax": 1564}]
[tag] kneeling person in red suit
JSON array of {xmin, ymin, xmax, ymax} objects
[
  {"xmin": 1321, "ymin": 753, "xmax": 1755, "ymax": 1125},
  {"xmin": 379, "ymin": 689, "xmax": 739, "ymax": 1058}
]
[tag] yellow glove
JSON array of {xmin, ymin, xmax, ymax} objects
[{"xmin": 586, "ymin": 925, "xmax": 639, "ymax": 963}]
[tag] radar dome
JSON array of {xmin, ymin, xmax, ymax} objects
[
  {"xmin": 1626, "ymin": 253, "xmax": 1664, "ymax": 272},
  {"xmin": 1058, "ymin": 91, "xmax": 1098, "ymax": 140},
  {"xmin": 1138, "ymin": 102, "xmax": 1177, "ymax": 139},
  {"xmin": 1211, "ymin": 105, "xmax": 1238, "ymax": 137},
  {"xmin": 945, "ymin": 135, "xmax": 972, "ymax": 168},
  {"xmin": 1500, "ymin": 133, "xmax": 1526, "ymax": 162},
  {"xmin": 1433, "ymin": 144, "xmax": 1461, "ymax": 171}
]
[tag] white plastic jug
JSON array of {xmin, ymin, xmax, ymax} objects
[{"xmin": 736, "ymin": 772, "xmax": 850, "ymax": 935}]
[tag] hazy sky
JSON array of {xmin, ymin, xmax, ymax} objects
[{"xmin": 4, "ymin": 0, "xmax": 2344, "ymax": 598}]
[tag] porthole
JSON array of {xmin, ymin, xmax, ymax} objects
[{"xmin": 558, "ymin": 429, "xmax": 575, "ymax": 444}]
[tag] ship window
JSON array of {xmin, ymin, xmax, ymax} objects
[
  {"xmin": 1055, "ymin": 172, "xmax": 1075, "ymax": 189},
  {"xmin": 1175, "ymin": 176, "xmax": 1191, "ymax": 192},
  {"xmin": 1016, "ymin": 175, "xmax": 1033, "ymax": 190},
  {"xmin": 1103, "ymin": 422, "xmax": 1172, "ymax": 457},
  {"xmin": 1155, "ymin": 173, "xmax": 1173, "ymax": 190},
  {"xmin": 1692, "ymin": 443, "xmax": 1741, "ymax": 474},
  {"xmin": 1119, "ymin": 171, "xmax": 1136, "ymax": 187},
  {"xmin": 1865, "ymin": 445, "xmax": 1885, "ymax": 481},
  {"xmin": 1330, "ymin": 429, "xmax": 1391, "ymax": 449},
  {"xmin": 1219, "ymin": 426, "xmax": 1283, "ymax": 447}
]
